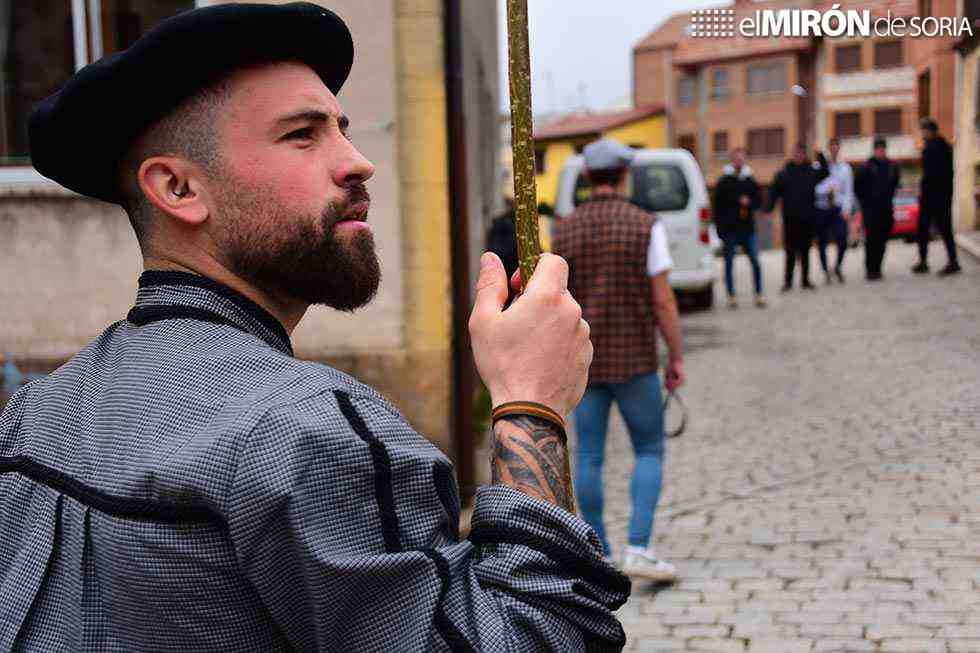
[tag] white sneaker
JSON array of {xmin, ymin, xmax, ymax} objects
[{"xmin": 620, "ymin": 547, "xmax": 677, "ymax": 583}]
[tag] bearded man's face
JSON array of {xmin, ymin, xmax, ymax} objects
[
  {"xmin": 209, "ymin": 61, "xmax": 380, "ymax": 311},
  {"xmin": 214, "ymin": 175, "xmax": 379, "ymax": 311}
]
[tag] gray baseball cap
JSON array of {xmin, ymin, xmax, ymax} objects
[{"xmin": 583, "ymin": 138, "xmax": 635, "ymax": 171}]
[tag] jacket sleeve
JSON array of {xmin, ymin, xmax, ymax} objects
[
  {"xmin": 228, "ymin": 390, "xmax": 629, "ymax": 652},
  {"xmin": 921, "ymin": 143, "xmax": 935, "ymax": 186},
  {"xmin": 712, "ymin": 178, "xmax": 728, "ymax": 230},
  {"xmin": 748, "ymin": 178, "xmax": 762, "ymax": 211},
  {"xmin": 840, "ymin": 164, "xmax": 855, "ymax": 216},
  {"xmin": 765, "ymin": 171, "xmax": 784, "ymax": 213},
  {"xmin": 854, "ymin": 164, "xmax": 867, "ymax": 209}
]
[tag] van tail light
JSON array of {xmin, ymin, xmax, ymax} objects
[{"xmin": 699, "ymin": 206, "xmax": 712, "ymax": 244}]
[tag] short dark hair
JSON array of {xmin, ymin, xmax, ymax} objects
[
  {"xmin": 117, "ymin": 77, "xmax": 233, "ymax": 244},
  {"xmin": 873, "ymin": 137, "xmax": 887, "ymax": 149},
  {"xmin": 828, "ymin": 137, "xmax": 840, "ymax": 147},
  {"xmin": 919, "ymin": 117, "xmax": 938, "ymax": 133},
  {"xmin": 586, "ymin": 167, "xmax": 626, "ymax": 187},
  {"xmin": 794, "ymin": 142, "xmax": 806, "ymax": 152}
]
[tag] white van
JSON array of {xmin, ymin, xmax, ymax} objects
[{"xmin": 554, "ymin": 148, "xmax": 717, "ymax": 307}]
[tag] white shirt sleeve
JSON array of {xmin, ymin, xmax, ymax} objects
[
  {"xmin": 840, "ymin": 163, "xmax": 855, "ymax": 216},
  {"xmin": 646, "ymin": 221, "xmax": 673, "ymax": 277}
]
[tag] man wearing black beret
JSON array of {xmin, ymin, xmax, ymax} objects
[{"xmin": 0, "ymin": 3, "xmax": 629, "ymax": 651}]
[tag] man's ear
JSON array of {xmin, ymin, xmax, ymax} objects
[{"xmin": 138, "ymin": 156, "xmax": 210, "ymax": 226}]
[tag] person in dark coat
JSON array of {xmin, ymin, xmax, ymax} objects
[
  {"xmin": 914, "ymin": 118, "xmax": 960, "ymax": 276},
  {"xmin": 765, "ymin": 143, "xmax": 830, "ymax": 292},
  {"xmin": 485, "ymin": 200, "xmax": 519, "ymax": 280},
  {"xmin": 855, "ymin": 138, "xmax": 901, "ymax": 281},
  {"xmin": 713, "ymin": 148, "xmax": 765, "ymax": 308},
  {"xmin": 485, "ymin": 200, "xmax": 557, "ymax": 307}
]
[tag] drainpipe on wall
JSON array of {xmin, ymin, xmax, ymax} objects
[
  {"xmin": 697, "ymin": 67, "xmax": 708, "ymax": 166},
  {"xmin": 443, "ymin": 0, "xmax": 476, "ymax": 503}
]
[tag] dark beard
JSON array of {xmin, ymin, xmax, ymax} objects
[{"xmin": 219, "ymin": 183, "xmax": 381, "ymax": 311}]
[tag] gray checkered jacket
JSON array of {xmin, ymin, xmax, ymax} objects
[{"xmin": 0, "ymin": 271, "xmax": 629, "ymax": 652}]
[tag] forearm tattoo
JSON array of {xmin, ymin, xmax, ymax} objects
[{"xmin": 491, "ymin": 415, "xmax": 576, "ymax": 513}]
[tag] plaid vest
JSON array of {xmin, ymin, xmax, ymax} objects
[{"xmin": 553, "ymin": 195, "xmax": 659, "ymax": 384}]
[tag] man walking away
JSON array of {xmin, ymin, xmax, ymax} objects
[
  {"xmin": 815, "ymin": 137, "xmax": 854, "ymax": 284},
  {"xmin": 765, "ymin": 143, "xmax": 829, "ymax": 292},
  {"xmin": 856, "ymin": 138, "xmax": 900, "ymax": 281},
  {"xmin": 714, "ymin": 147, "xmax": 765, "ymax": 308},
  {"xmin": 914, "ymin": 118, "xmax": 960, "ymax": 276},
  {"xmin": 553, "ymin": 138, "xmax": 687, "ymax": 583}
]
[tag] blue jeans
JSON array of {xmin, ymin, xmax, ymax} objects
[
  {"xmin": 815, "ymin": 207, "xmax": 847, "ymax": 273},
  {"xmin": 573, "ymin": 371, "xmax": 665, "ymax": 554},
  {"xmin": 722, "ymin": 231, "xmax": 762, "ymax": 296}
]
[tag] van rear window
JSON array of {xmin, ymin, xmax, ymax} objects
[
  {"xmin": 631, "ymin": 163, "xmax": 690, "ymax": 212},
  {"xmin": 573, "ymin": 163, "xmax": 690, "ymax": 212}
]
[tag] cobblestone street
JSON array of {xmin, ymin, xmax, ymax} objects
[{"xmin": 584, "ymin": 242, "xmax": 980, "ymax": 652}]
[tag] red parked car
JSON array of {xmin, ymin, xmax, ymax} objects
[{"xmin": 848, "ymin": 191, "xmax": 920, "ymax": 247}]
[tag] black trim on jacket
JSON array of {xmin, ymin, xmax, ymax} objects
[
  {"xmin": 335, "ymin": 390, "xmax": 402, "ymax": 553},
  {"xmin": 137, "ymin": 270, "xmax": 293, "ymax": 353},
  {"xmin": 0, "ymin": 455, "xmax": 225, "ymax": 526},
  {"xmin": 469, "ymin": 523, "xmax": 632, "ymax": 608},
  {"xmin": 422, "ymin": 548, "xmax": 478, "ymax": 652},
  {"xmin": 128, "ymin": 304, "xmax": 244, "ymax": 332},
  {"xmin": 335, "ymin": 390, "xmax": 476, "ymax": 652}
]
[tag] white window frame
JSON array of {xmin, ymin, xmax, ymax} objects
[{"xmin": 0, "ymin": 0, "xmax": 204, "ymax": 196}]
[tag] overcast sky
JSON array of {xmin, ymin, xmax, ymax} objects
[{"xmin": 496, "ymin": 0, "xmax": 729, "ymax": 116}]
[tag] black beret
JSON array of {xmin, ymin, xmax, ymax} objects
[{"xmin": 28, "ymin": 2, "xmax": 353, "ymax": 205}]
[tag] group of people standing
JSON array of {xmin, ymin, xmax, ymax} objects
[
  {"xmin": 478, "ymin": 120, "xmax": 964, "ymax": 590},
  {"xmin": 715, "ymin": 118, "xmax": 961, "ymax": 302}
]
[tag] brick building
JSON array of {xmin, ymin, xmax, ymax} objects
[
  {"xmin": 634, "ymin": 0, "xmax": 814, "ymax": 190},
  {"xmin": 814, "ymin": 0, "xmax": 958, "ymax": 185},
  {"xmin": 634, "ymin": 0, "xmax": 958, "ymax": 195}
]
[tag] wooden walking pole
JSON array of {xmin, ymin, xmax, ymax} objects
[
  {"xmin": 505, "ymin": 1, "xmax": 576, "ymax": 515},
  {"xmin": 505, "ymin": 0, "xmax": 541, "ymax": 291}
]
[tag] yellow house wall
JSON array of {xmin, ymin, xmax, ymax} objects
[
  {"xmin": 605, "ymin": 114, "xmax": 667, "ymax": 150},
  {"xmin": 955, "ymin": 47, "xmax": 980, "ymax": 232},
  {"xmin": 535, "ymin": 140, "xmax": 576, "ymax": 207},
  {"xmin": 533, "ymin": 115, "xmax": 667, "ymax": 207},
  {"xmin": 391, "ymin": 0, "xmax": 453, "ymax": 450}
]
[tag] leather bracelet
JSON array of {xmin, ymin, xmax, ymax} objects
[{"xmin": 491, "ymin": 401, "xmax": 567, "ymax": 445}]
